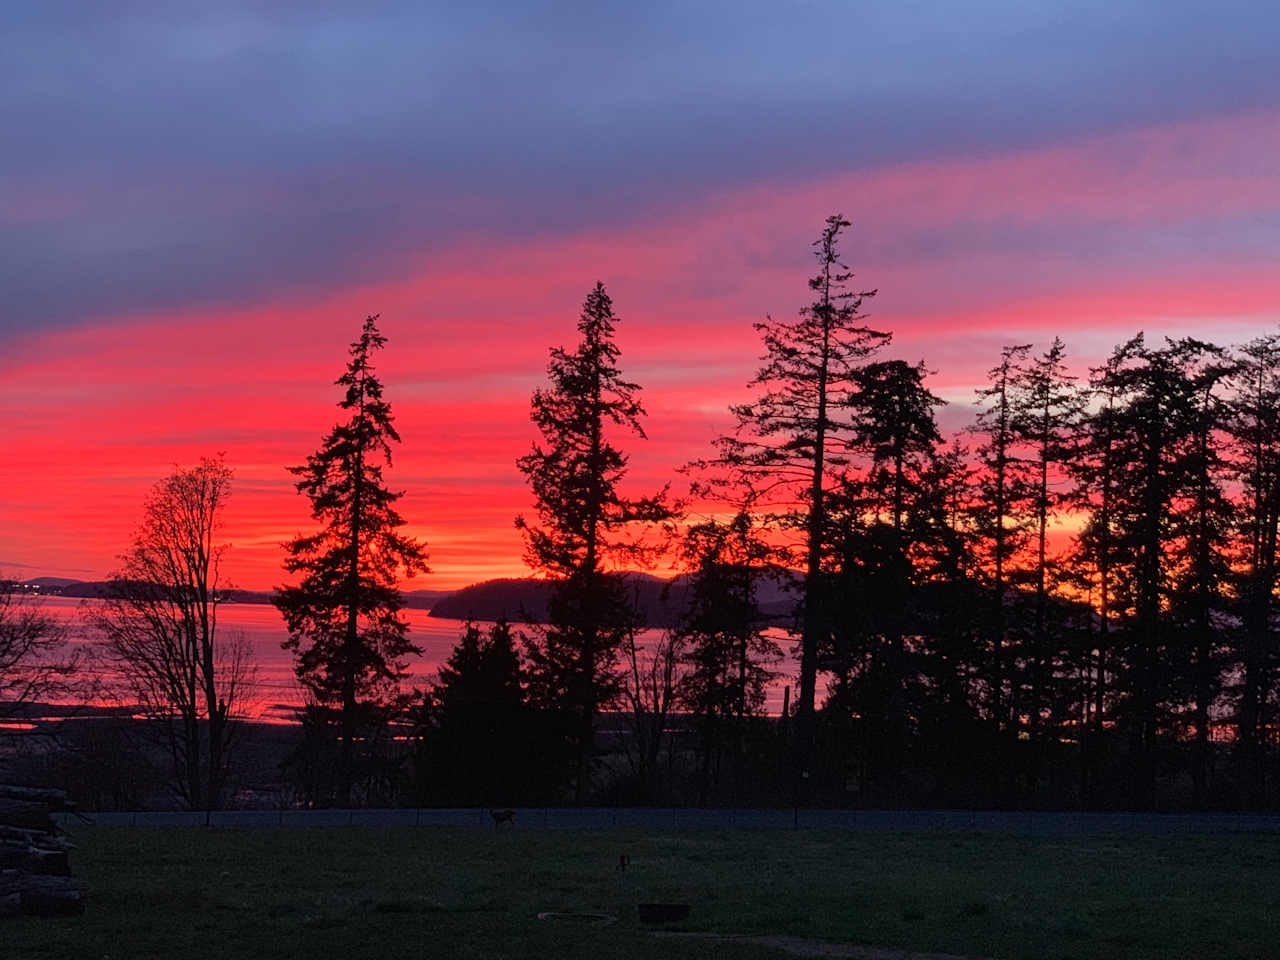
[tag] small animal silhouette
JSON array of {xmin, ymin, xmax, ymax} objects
[{"xmin": 490, "ymin": 808, "xmax": 516, "ymax": 828}]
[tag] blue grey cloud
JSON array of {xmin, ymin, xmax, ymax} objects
[{"xmin": 3, "ymin": 0, "xmax": 1276, "ymax": 333}]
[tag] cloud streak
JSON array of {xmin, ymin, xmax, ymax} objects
[
  {"xmin": 5, "ymin": 102, "xmax": 1279, "ymax": 587},
  {"xmin": 5, "ymin": 1, "xmax": 1279, "ymax": 332},
  {"xmin": 4, "ymin": 6, "xmax": 1278, "ymax": 586}
]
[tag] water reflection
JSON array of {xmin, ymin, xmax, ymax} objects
[{"xmin": 35, "ymin": 596, "xmax": 795, "ymax": 721}]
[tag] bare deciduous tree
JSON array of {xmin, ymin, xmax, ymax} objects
[
  {"xmin": 92, "ymin": 456, "xmax": 251, "ymax": 811},
  {"xmin": 619, "ymin": 624, "xmax": 683, "ymax": 803},
  {"xmin": 0, "ymin": 587, "xmax": 80, "ymax": 726}
]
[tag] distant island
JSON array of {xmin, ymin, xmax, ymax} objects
[
  {"xmin": 6, "ymin": 573, "xmax": 797, "ymax": 628},
  {"xmin": 2, "ymin": 577, "xmax": 451, "ymax": 611},
  {"xmin": 428, "ymin": 572, "xmax": 797, "ymax": 627}
]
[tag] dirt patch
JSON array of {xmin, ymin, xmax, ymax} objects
[{"xmin": 652, "ymin": 931, "xmax": 989, "ymax": 959}]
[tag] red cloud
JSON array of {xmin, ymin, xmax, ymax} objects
[{"xmin": 4, "ymin": 110, "xmax": 1278, "ymax": 588}]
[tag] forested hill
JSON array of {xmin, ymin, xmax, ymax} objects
[
  {"xmin": 8, "ymin": 574, "xmax": 794, "ymax": 624},
  {"xmin": 427, "ymin": 573, "xmax": 797, "ymax": 627}
]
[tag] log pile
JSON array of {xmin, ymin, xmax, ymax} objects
[{"xmin": 0, "ymin": 785, "xmax": 86, "ymax": 916}]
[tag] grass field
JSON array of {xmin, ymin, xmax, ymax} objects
[{"xmin": 7, "ymin": 825, "xmax": 1280, "ymax": 959}]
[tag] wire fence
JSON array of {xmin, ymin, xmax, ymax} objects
[{"xmin": 56, "ymin": 808, "xmax": 1280, "ymax": 832}]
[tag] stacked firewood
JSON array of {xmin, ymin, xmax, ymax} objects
[{"xmin": 0, "ymin": 785, "xmax": 86, "ymax": 916}]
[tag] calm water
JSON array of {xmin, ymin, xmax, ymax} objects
[{"xmin": 37, "ymin": 596, "xmax": 795, "ymax": 721}]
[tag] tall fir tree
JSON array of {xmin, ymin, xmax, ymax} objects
[
  {"xmin": 1166, "ymin": 339, "xmax": 1234, "ymax": 808},
  {"xmin": 1009, "ymin": 338, "xmax": 1084, "ymax": 777},
  {"xmin": 275, "ymin": 315, "xmax": 428, "ymax": 806},
  {"xmin": 971, "ymin": 344, "xmax": 1035, "ymax": 754},
  {"xmin": 516, "ymin": 282, "xmax": 671, "ymax": 803},
  {"xmin": 839, "ymin": 358, "xmax": 945, "ymax": 781},
  {"xmin": 1083, "ymin": 334, "xmax": 1212, "ymax": 808},
  {"xmin": 1228, "ymin": 334, "xmax": 1280, "ymax": 807},
  {"xmin": 1070, "ymin": 342, "xmax": 1131, "ymax": 803},
  {"xmin": 710, "ymin": 214, "xmax": 888, "ymax": 790}
]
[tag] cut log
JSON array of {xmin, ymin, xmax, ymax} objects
[
  {"xmin": 0, "ymin": 871, "xmax": 86, "ymax": 916},
  {"xmin": 0, "ymin": 785, "xmax": 70, "ymax": 808},
  {"xmin": 0, "ymin": 799, "xmax": 54, "ymax": 832},
  {"xmin": 29, "ymin": 848, "xmax": 70, "ymax": 877},
  {"xmin": 22, "ymin": 887, "xmax": 86, "ymax": 916},
  {"xmin": 0, "ymin": 825, "xmax": 71, "ymax": 848},
  {"xmin": 0, "ymin": 843, "xmax": 70, "ymax": 876},
  {"xmin": 0, "ymin": 787, "xmax": 84, "ymax": 919}
]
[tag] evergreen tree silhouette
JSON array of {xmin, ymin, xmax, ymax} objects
[
  {"xmin": 971, "ymin": 343, "xmax": 1034, "ymax": 743},
  {"xmin": 675, "ymin": 510, "xmax": 781, "ymax": 802},
  {"xmin": 1228, "ymin": 334, "xmax": 1280, "ymax": 808},
  {"xmin": 708, "ymin": 215, "xmax": 887, "ymax": 795},
  {"xmin": 843, "ymin": 358, "xmax": 945, "ymax": 780},
  {"xmin": 415, "ymin": 620, "xmax": 530, "ymax": 805},
  {"xmin": 275, "ymin": 315, "xmax": 428, "ymax": 806},
  {"xmin": 516, "ymin": 283, "xmax": 671, "ymax": 803},
  {"xmin": 1008, "ymin": 338, "xmax": 1084, "ymax": 783}
]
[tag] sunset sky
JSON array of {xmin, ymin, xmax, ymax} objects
[{"xmin": 3, "ymin": 2, "xmax": 1278, "ymax": 591}]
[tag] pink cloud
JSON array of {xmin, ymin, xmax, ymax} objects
[{"xmin": 4, "ymin": 110, "xmax": 1278, "ymax": 588}]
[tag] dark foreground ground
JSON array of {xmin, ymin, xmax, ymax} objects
[{"xmin": 8, "ymin": 826, "xmax": 1280, "ymax": 959}]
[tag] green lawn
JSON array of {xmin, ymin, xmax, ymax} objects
[{"xmin": 7, "ymin": 826, "xmax": 1279, "ymax": 959}]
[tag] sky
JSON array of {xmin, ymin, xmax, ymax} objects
[{"xmin": 3, "ymin": 1, "xmax": 1279, "ymax": 590}]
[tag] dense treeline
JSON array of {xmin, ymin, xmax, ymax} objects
[
  {"xmin": 416, "ymin": 216, "xmax": 1280, "ymax": 812},
  {"xmin": 5, "ymin": 216, "xmax": 1279, "ymax": 813}
]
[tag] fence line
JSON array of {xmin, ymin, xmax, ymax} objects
[{"xmin": 55, "ymin": 808, "xmax": 1280, "ymax": 833}]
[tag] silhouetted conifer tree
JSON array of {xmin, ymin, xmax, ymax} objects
[
  {"xmin": 1070, "ymin": 343, "xmax": 1131, "ymax": 803},
  {"xmin": 1166, "ymin": 340, "xmax": 1234, "ymax": 808},
  {"xmin": 1008, "ymin": 338, "xmax": 1085, "ymax": 784},
  {"xmin": 709, "ymin": 215, "xmax": 887, "ymax": 791},
  {"xmin": 852, "ymin": 360, "xmax": 944, "ymax": 533},
  {"xmin": 515, "ymin": 283, "xmax": 671, "ymax": 803},
  {"xmin": 909, "ymin": 441, "xmax": 989, "ymax": 798},
  {"xmin": 676, "ymin": 510, "xmax": 781, "ymax": 802},
  {"xmin": 971, "ymin": 344, "xmax": 1035, "ymax": 741},
  {"xmin": 840, "ymin": 359, "xmax": 945, "ymax": 782},
  {"xmin": 414, "ymin": 620, "xmax": 532, "ymax": 805},
  {"xmin": 1083, "ymin": 335, "xmax": 1215, "ymax": 808},
  {"xmin": 1228, "ymin": 334, "xmax": 1280, "ymax": 807},
  {"xmin": 275, "ymin": 315, "xmax": 428, "ymax": 806}
]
